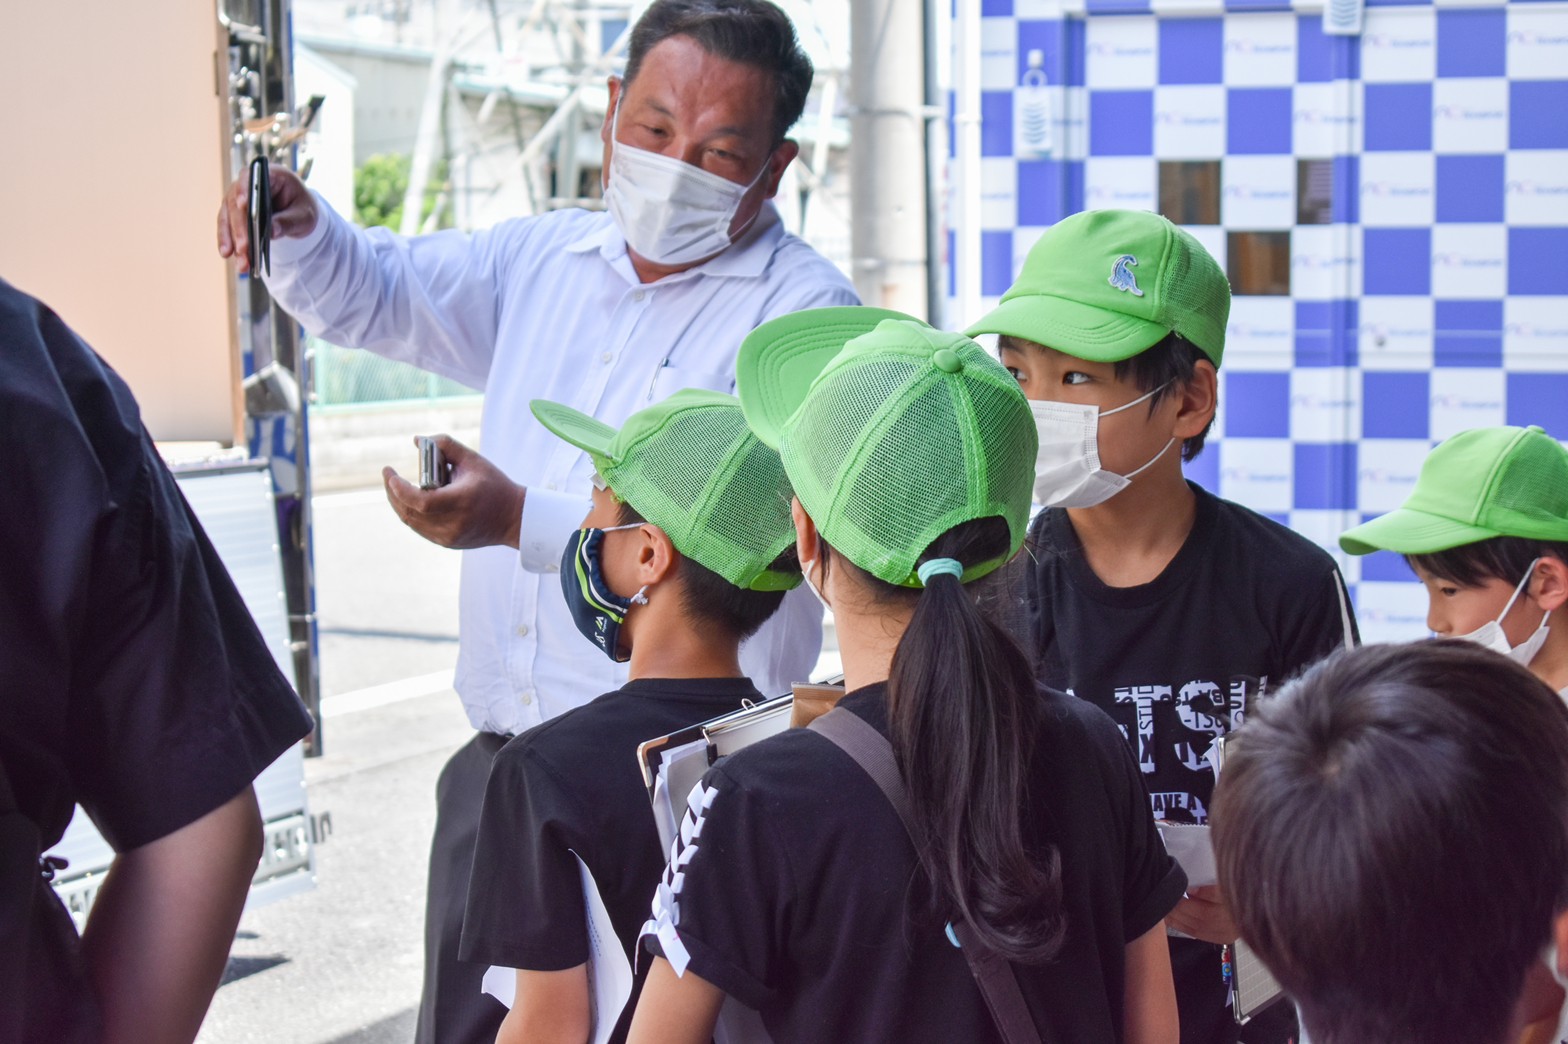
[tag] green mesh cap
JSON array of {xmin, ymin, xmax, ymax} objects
[
  {"xmin": 737, "ymin": 309, "xmax": 1038, "ymax": 588},
  {"xmin": 965, "ymin": 208, "xmax": 1231, "ymax": 367},
  {"xmin": 1340, "ymin": 426, "xmax": 1568, "ymax": 555},
  {"xmin": 530, "ymin": 389, "xmax": 801, "ymax": 592}
]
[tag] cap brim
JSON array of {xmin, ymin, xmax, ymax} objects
[
  {"xmin": 736, "ymin": 306, "xmax": 921, "ymax": 449},
  {"xmin": 530, "ymin": 399, "xmax": 618, "ymax": 459},
  {"xmin": 965, "ymin": 294, "xmax": 1169, "ymax": 363},
  {"xmin": 1339, "ymin": 508, "xmax": 1501, "ymax": 556}
]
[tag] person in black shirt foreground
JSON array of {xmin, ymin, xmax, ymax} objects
[
  {"xmin": 968, "ymin": 210, "xmax": 1357, "ymax": 1044},
  {"xmin": 1213, "ymin": 641, "xmax": 1568, "ymax": 1044},
  {"xmin": 630, "ymin": 309, "xmax": 1186, "ymax": 1043},
  {"xmin": 461, "ymin": 388, "xmax": 803, "ymax": 1044},
  {"xmin": 0, "ymin": 279, "xmax": 314, "ymax": 1042}
]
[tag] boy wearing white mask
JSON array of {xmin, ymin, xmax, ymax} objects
[
  {"xmin": 1339, "ymin": 425, "xmax": 1568, "ymax": 699},
  {"xmin": 968, "ymin": 208, "xmax": 1358, "ymax": 1044}
]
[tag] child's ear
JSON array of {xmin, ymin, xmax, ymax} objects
[
  {"xmin": 1171, "ymin": 359, "xmax": 1218, "ymax": 440},
  {"xmin": 791, "ymin": 497, "xmax": 820, "ymax": 563},
  {"xmin": 635, "ymin": 525, "xmax": 679, "ymax": 588},
  {"xmin": 1534, "ymin": 555, "xmax": 1568, "ymax": 614}
]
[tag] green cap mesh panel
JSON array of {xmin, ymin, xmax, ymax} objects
[
  {"xmin": 603, "ymin": 404, "xmax": 799, "ymax": 591},
  {"xmin": 1486, "ymin": 437, "xmax": 1568, "ymax": 540},
  {"xmin": 1155, "ymin": 223, "xmax": 1229, "ymax": 366}
]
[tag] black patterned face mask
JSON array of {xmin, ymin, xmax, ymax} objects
[{"xmin": 559, "ymin": 524, "xmax": 648, "ymax": 663}]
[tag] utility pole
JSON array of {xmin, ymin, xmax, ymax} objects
[{"xmin": 849, "ymin": 0, "xmax": 930, "ymax": 318}]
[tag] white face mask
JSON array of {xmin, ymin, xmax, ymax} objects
[
  {"xmin": 1030, "ymin": 382, "xmax": 1175, "ymax": 509},
  {"xmin": 603, "ymin": 104, "xmax": 770, "ymax": 267},
  {"xmin": 798, "ymin": 555, "xmax": 830, "ymax": 612},
  {"xmin": 1452, "ymin": 558, "xmax": 1550, "ymax": 668}
]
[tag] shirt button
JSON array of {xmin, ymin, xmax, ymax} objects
[
  {"xmin": 520, "ymin": 689, "xmax": 534, "ymax": 706},
  {"xmin": 545, "ymin": 482, "xmax": 557, "ymax": 491},
  {"xmin": 600, "ymin": 351, "xmax": 612, "ymax": 363},
  {"xmin": 633, "ymin": 290, "xmax": 647, "ymax": 302},
  {"xmin": 516, "ymin": 624, "xmax": 529, "ymax": 637}
]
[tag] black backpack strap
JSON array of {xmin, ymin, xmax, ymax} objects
[{"xmin": 808, "ymin": 708, "xmax": 1046, "ymax": 1044}]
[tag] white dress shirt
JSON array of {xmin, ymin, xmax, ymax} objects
[{"xmin": 266, "ymin": 196, "xmax": 858, "ymax": 734}]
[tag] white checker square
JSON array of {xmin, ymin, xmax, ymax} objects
[
  {"xmin": 1218, "ymin": 438, "xmax": 1295, "ymax": 514},
  {"xmin": 1507, "ymin": 7, "xmax": 1568, "ymax": 80},
  {"xmin": 1222, "ymin": 155, "xmax": 1296, "ymax": 229},
  {"xmin": 1154, "ymin": 86, "xmax": 1226, "ymax": 159},
  {"xmin": 1431, "ymin": 79, "xmax": 1509, "ymax": 154},
  {"xmin": 1292, "ymin": 225, "xmax": 1361, "ymax": 302},
  {"xmin": 1294, "ymin": 81, "xmax": 1361, "ymax": 158},
  {"xmin": 1359, "ymin": 297, "xmax": 1435, "ymax": 371},
  {"xmin": 1223, "ymin": 13, "xmax": 1298, "ymax": 87},
  {"xmin": 1357, "ymin": 439, "xmax": 1430, "ymax": 514},
  {"xmin": 1359, "ymin": 152, "xmax": 1435, "ymax": 227},
  {"xmin": 1085, "ymin": 17, "xmax": 1158, "ymax": 89},
  {"xmin": 1360, "ymin": 9, "xmax": 1436, "ymax": 84},
  {"xmin": 1084, "ymin": 156, "xmax": 1158, "ymax": 212},
  {"xmin": 1151, "ymin": 0, "xmax": 1216, "ymax": 14},
  {"xmin": 1430, "ymin": 368, "xmax": 1507, "ymax": 439},
  {"xmin": 1016, "ymin": 0, "xmax": 1068, "ymax": 18},
  {"xmin": 1287, "ymin": 510, "xmax": 1361, "ymax": 578},
  {"xmin": 1182, "ymin": 224, "xmax": 1226, "ymax": 273},
  {"xmin": 1430, "ymin": 224, "xmax": 1507, "ymax": 300},
  {"xmin": 1061, "ymin": 86, "xmax": 1090, "ymax": 160},
  {"xmin": 1225, "ymin": 297, "xmax": 1295, "ymax": 370},
  {"xmin": 1290, "ymin": 369, "xmax": 1362, "ymax": 442},
  {"xmin": 980, "ymin": 18, "xmax": 1018, "ymax": 91},
  {"xmin": 980, "ymin": 157, "xmax": 1018, "ymax": 230},
  {"xmin": 1506, "ymin": 152, "xmax": 1568, "ymax": 227},
  {"xmin": 1355, "ymin": 581, "xmax": 1431, "ymax": 643},
  {"xmin": 1504, "ymin": 298, "xmax": 1568, "ymax": 372}
]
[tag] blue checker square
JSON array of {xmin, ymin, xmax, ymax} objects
[
  {"xmin": 1434, "ymin": 300, "xmax": 1503, "ymax": 368},
  {"xmin": 1436, "ymin": 10, "xmax": 1505, "ymax": 78},
  {"xmin": 1185, "ymin": 446, "xmax": 1220, "ymax": 493},
  {"xmin": 1297, "ymin": 16, "xmax": 1359, "ymax": 82},
  {"xmin": 1363, "ymin": 83, "xmax": 1433, "ymax": 152},
  {"xmin": 1507, "ymin": 373, "xmax": 1568, "ymax": 429},
  {"xmin": 1435, "ymin": 155, "xmax": 1504, "ymax": 223},
  {"xmin": 1294, "ymin": 300, "xmax": 1358, "ymax": 367},
  {"xmin": 981, "ymin": 230, "xmax": 1016, "ymax": 298},
  {"xmin": 1363, "ymin": 228, "xmax": 1432, "ymax": 296},
  {"xmin": 1294, "ymin": 443, "xmax": 1358, "ymax": 510},
  {"xmin": 1361, "ymin": 373, "xmax": 1430, "ymax": 439},
  {"xmin": 1224, "ymin": 372, "xmax": 1292, "ymax": 437},
  {"xmin": 1017, "ymin": 160, "xmax": 1084, "ymax": 228},
  {"xmin": 1511, "ymin": 83, "xmax": 1568, "ymax": 150},
  {"xmin": 1227, "ymin": 89, "xmax": 1293, "ymax": 155},
  {"xmin": 1159, "ymin": 19, "xmax": 1223, "ymax": 84},
  {"xmin": 982, "ymin": 0, "xmax": 1012, "ymax": 15},
  {"xmin": 1018, "ymin": 20, "xmax": 1079, "ymax": 89},
  {"xmin": 981, "ymin": 92, "xmax": 1014, "ymax": 157},
  {"xmin": 1361, "ymin": 550, "xmax": 1416, "ymax": 584},
  {"xmin": 1333, "ymin": 155, "xmax": 1360, "ymax": 224},
  {"xmin": 1509, "ymin": 228, "xmax": 1568, "ymax": 295},
  {"xmin": 1085, "ymin": 0, "xmax": 1151, "ymax": 13},
  {"xmin": 1089, "ymin": 90, "xmax": 1154, "ymax": 156}
]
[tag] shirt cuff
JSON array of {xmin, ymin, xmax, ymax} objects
[
  {"xmin": 519, "ymin": 485, "xmax": 592, "ymax": 573},
  {"xmin": 265, "ymin": 189, "xmax": 336, "ymax": 268}
]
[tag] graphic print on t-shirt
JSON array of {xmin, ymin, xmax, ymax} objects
[{"xmin": 1105, "ymin": 674, "xmax": 1266, "ymax": 825}]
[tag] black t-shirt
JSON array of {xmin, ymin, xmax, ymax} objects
[
  {"xmin": 640, "ymin": 683, "xmax": 1187, "ymax": 1043},
  {"xmin": 461, "ymin": 676, "xmax": 761, "ymax": 1043},
  {"xmin": 0, "ymin": 280, "xmax": 314, "ymax": 1039},
  {"xmin": 988, "ymin": 483, "xmax": 1358, "ymax": 1044}
]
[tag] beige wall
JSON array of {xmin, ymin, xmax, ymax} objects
[{"xmin": 0, "ymin": 2, "xmax": 241, "ymax": 443}]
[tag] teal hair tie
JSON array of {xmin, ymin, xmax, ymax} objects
[{"xmin": 916, "ymin": 558, "xmax": 965, "ymax": 586}]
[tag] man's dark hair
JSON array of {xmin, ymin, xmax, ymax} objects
[
  {"xmin": 617, "ymin": 500, "xmax": 796, "ymax": 643},
  {"xmin": 623, "ymin": 0, "xmax": 813, "ymax": 144},
  {"xmin": 1111, "ymin": 332, "xmax": 1215, "ymax": 462},
  {"xmin": 1213, "ymin": 641, "xmax": 1568, "ymax": 1044},
  {"xmin": 1407, "ymin": 536, "xmax": 1568, "ymax": 589}
]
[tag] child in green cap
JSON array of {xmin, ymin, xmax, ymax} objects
[
  {"xmin": 460, "ymin": 388, "xmax": 801, "ymax": 1044},
  {"xmin": 1339, "ymin": 424, "xmax": 1568, "ymax": 698},
  {"xmin": 629, "ymin": 309, "xmax": 1186, "ymax": 1043},
  {"xmin": 967, "ymin": 208, "xmax": 1358, "ymax": 1044}
]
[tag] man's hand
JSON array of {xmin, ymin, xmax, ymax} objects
[
  {"xmin": 216, "ymin": 165, "xmax": 319, "ymax": 272},
  {"xmin": 383, "ymin": 435, "xmax": 526, "ymax": 550},
  {"xmin": 1166, "ymin": 885, "xmax": 1238, "ymax": 945}
]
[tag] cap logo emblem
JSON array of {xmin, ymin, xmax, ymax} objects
[{"xmin": 1108, "ymin": 255, "xmax": 1144, "ymax": 297}]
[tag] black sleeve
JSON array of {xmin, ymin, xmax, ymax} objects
[
  {"xmin": 461, "ymin": 739, "xmax": 590, "ymax": 971},
  {"xmin": 638, "ymin": 760, "xmax": 788, "ymax": 1010},
  {"xmin": 1102, "ymin": 716, "xmax": 1188, "ymax": 939},
  {"xmin": 1, "ymin": 286, "xmax": 311, "ymax": 852},
  {"xmin": 1276, "ymin": 564, "xmax": 1359, "ymax": 683}
]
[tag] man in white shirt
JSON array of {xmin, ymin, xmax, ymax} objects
[{"xmin": 217, "ymin": 2, "xmax": 857, "ymax": 1039}]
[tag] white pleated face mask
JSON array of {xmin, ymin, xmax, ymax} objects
[
  {"xmin": 1030, "ymin": 382, "xmax": 1175, "ymax": 509},
  {"xmin": 604, "ymin": 104, "xmax": 770, "ymax": 267},
  {"xmin": 1452, "ymin": 558, "xmax": 1550, "ymax": 667}
]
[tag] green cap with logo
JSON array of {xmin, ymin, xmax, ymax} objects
[
  {"xmin": 736, "ymin": 306, "xmax": 1037, "ymax": 588},
  {"xmin": 530, "ymin": 388, "xmax": 801, "ymax": 592},
  {"xmin": 1339, "ymin": 425, "xmax": 1568, "ymax": 556},
  {"xmin": 965, "ymin": 208, "xmax": 1231, "ymax": 367}
]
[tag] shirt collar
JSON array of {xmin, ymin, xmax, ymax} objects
[{"xmin": 563, "ymin": 202, "xmax": 784, "ymax": 282}]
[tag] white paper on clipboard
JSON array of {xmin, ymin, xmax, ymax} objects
[
  {"xmin": 480, "ymin": 853, "xmax": 634, "ymax": 1044},
  {"xmin": 1158, "ymin": 823, "xmax": 1217, "ymax": 888}
]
